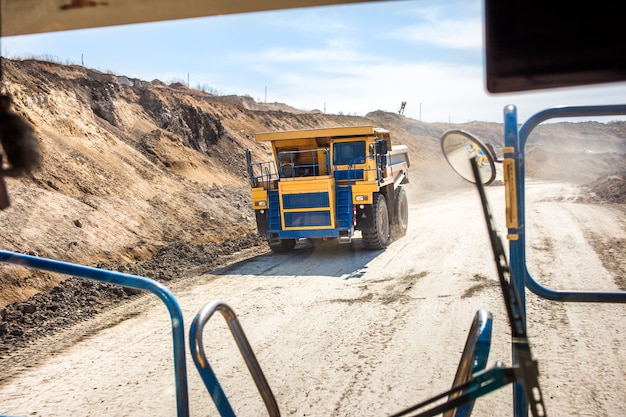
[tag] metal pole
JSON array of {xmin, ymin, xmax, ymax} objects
[{"xmin": 502, "ymin": 105, "xmax": 528, "ymax": 417}]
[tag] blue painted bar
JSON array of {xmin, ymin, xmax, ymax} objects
[
  {"xmin": 506, "ymin": 103, "xmax": 626, "ymax": 417},
  {"xmin": 518, "ymin": 104, "xmax": 626, "ymax": 303},
  {"xmin": 189, "ymin": 300, "xmax": 280, "ymax": 417},
  {"xmin": 0, "ymin": 250, "xmax": 190, "ymax": 417},
  {"xmin": 503, "ymin": 105, "xmax": 528, "ymax": 417}
]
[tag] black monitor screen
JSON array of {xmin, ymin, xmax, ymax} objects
[{"xmin": 484, "ymin": 0, "xmax": 626, "ymax": 93}]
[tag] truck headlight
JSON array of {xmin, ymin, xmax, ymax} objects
[
  {"xmin": 355, "ymin": 195, "xmax": 365, "ymax": 201},
  {"xmin": 256, "ymin": 201, "xmax": 267, "ymax": 207}
]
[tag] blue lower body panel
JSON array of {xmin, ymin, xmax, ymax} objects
[
  {"xmin": 265, "ymin": 186, "xmax": 354, "ymax": 240},
  {"xmin": 268, "ymin": 229, "xmax": 341, "ymax": 239}
]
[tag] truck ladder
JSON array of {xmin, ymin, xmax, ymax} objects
[
  {"xmin": 335, "ymin": 184, "xmax": 353, "ymax": 239},
  {"xmin": 267, "ymin": 190, "xmax": 281, "ymax": 233}
]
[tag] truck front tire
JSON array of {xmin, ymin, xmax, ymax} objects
[{"xmin": 362, "ymin": 193, "xmax": 390, "ymax": 250}]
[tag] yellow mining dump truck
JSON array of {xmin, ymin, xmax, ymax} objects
[{"xmin": 245, "ymin": 126, "xmax": 410, "ymax": 252}]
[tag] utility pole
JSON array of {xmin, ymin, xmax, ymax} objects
[{"xmin": 265, "ymin": 86, "xmax": 267, "ymax": 103}]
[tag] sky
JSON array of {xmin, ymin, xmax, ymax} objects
[{"xmin": 3, "ymin": 0, "xmax": 626, "ymax": 124}]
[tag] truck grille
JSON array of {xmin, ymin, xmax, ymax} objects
[
  {"xmin": 284, "ymin": 211, "xmax": 331, "ymax": 227},
  {"xmin": 282, "ymin": 192, "xmax": 329, "ymax": 209}
]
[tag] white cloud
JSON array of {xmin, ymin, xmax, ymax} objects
[
  {"xmin": 385, "ymin": 0, "xmax": 483, "ymax": 50},
  {"xmin": 246, "ymin": 40, "xmax": 370, "ymax": 64},
  {"xmin": 258, "ymin": 60, "xmax": 485, "ymax": 121},
  {"xmin": 390, "ymin": 18, "xmax": 483, "ymax": 50},
  {"xmin": 261, "ymin": 7, "xmax": 350, "ymax": 33},
  {"xmin": 255, "ymin": 54, "xmax": 626, "ymax": 124}
]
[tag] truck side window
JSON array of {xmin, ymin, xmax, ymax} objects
[{"xmin": 333, "ymin": 141, "xmax": 366, "ymax": 165}]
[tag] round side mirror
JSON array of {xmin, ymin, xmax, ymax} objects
[{"xmin": 440, "ymin": 129, "xmax": 496, "ymax": 185}]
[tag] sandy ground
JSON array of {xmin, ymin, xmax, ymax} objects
[{"xmin": 0, "ymin": 181, "xmax": 625, "ymax": 417}]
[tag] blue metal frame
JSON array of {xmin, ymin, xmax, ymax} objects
[
  {"xmin": 0, "ymin": 250, "xmax": 191, "ymax": 417},
  {"xmin": 503, "ymin": 104, "xmax": 626, "ymax": 417},
  {"xmin": 189, "ymin": 300, "xmax": 280, "ymax": 417},
  {"xmin": 447, "ymin": 309, "xmax": 493, "ymax": 417}
]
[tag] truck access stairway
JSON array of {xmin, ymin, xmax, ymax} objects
[
  {"xmin": 335, "ymin": 184, "xmax": 353, "ymax": 232},
  {"xmin": 267, "ymin": 190, "xmax": 281, "ymax": 233}
]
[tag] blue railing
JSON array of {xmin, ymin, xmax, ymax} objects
[
  {"xmin": 0, "ymin": 250, "xmax": 504, "ymax": 417},
  {"xmin": 0, "ymin": 250, "xmax": 191, "ymax": 417},
  {"xmin": 277, "ymin": 149, "xmax": 329, "ymax": 178},
  {"xmin": 503, "ymin": 104, "xmax": 626, "ymax": 417},
  {"xmin": 189, "ymin": 300, "xmax": 280, "ymax": 417},
  {"xmin": 249, "ymin": 160, "xmax": 277, "ymax": 189}
]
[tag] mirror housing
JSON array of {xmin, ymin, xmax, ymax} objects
[{"xmin": 440, "ymin": 130, "xmax": 497, "ymax": 185}]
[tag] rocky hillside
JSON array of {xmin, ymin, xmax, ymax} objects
[{"xmin": 0, "ymin": 57, "xmax": 623, "ymax": 309}]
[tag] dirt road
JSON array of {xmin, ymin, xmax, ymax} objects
[{"xmin": 0, "ymin": 182, "xmax": 624, "ymax": 417}]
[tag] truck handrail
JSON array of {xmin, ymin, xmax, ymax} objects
[
  {"xmin": 263, "ymin": 165, "xmax": 273, "ymax": 190},
  {"xmin": 248, "ymin": 160, "xmax": 277, "ymax": 188}
]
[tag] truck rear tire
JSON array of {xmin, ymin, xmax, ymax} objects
[
  {"xmin": 391, "ymin": 186, "xmax": 408, "ymax": 239},
  {"xmin": 362, "ymin": 193, "xmax": 390, "ymax": 250},
  {"xmin": 269, "ymin": 238, "xmax": 297, "ymax": 252}
]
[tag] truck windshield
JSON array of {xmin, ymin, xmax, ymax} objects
[{"xmin": 333, "ymin": 141, "xmax": 366, "ymax": 165}]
